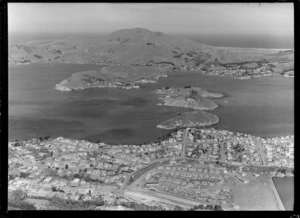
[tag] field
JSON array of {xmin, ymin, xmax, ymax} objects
[{"xmin": 231, "ymin": 174, "xmax": 283, "ymax": 210}]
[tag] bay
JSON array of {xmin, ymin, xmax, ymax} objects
[{"xmin": 9, "ymin": 63, "xmax": 294, "ymax": 144}]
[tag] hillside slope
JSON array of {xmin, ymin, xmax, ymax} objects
[{"xmin": 9, "ymin": 28, "xmax": 294, "ymax": 73}]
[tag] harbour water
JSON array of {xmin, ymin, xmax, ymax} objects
[
  {"xmin": 272, "ymin": 177, "xmax": 294, "ymax": 210},
  {"xmin": 9, "ymin": 63, "xmax": 294, "ymax": 144}
]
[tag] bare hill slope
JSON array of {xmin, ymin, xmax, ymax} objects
[{"xmin": 9, "ymin": 28, "xmax": 294, "ymax": 72}]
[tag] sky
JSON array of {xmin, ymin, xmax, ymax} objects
[{"xmin": 8, "ymin": 3, "xmax": 294, "ymax": 48}]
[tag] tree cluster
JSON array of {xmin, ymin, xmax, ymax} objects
[
  {"xmin": 120, "ymin": 201, "xmax": 165, "ymax": 210},
  {"xmin": 188, "ymin": 204, "xmax": 223, "ymax": 211}
]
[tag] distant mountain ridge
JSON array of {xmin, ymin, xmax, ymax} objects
[{"xmin": 9, "ymin": 28, "xmax": 294, "ymax": 70}]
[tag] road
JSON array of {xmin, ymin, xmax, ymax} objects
[
  {"xmin": 181, "ymin": 129, "xmax": 189, "ymax": 158},
  {"xmin": 253, "ymin": 138, "xmax": 267, "ymax": 166},
  {"xmin": 9, "ymin": 150, "xmax": 32, "ymax": 166},
  {"xmin": 121, "ymin": 157, "xmax": 179, "ymax": 191},
  {"xmin": 125, "ymin": 187, "xmax": 202, "ymax": 208},
  {"xmin": 121, "ymin": 131, "xmax": 194, "ymax": 191},
  {"xmin": 118, "ymin": 134, "xmax": 279, "ymax": 196}
]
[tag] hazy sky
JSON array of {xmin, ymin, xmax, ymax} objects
[{"xmin": 8, "ymin": 3, "xmax": 293, "ymax": 37}]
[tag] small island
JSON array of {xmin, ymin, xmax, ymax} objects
[
  {"xmin": 55, "ymin": 65, "xmax": 168, "ymax": 91},
  {"xmin": 157, "ymin": 111, "xmax": 219, "ymax": 129},
  {"xmin": 156, "ymin": 86, "xmax": 223, "ymax": 110}
]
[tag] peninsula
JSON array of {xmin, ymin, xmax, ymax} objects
[
  {"xmin": 157, "ymin": 111, "xmax": 219, "ymax": 129},
  {"xmin": 55, "ymin": 65, "xmax": 168, "ymax": 91}
]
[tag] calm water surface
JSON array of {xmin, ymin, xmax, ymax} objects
[
  {"xmin": 272, "ymin": 177, "xmax": 294, "ymax": 210},
  {"xmin": 9, "ymin": 63, "xmax": 294, "ymax": 144}
]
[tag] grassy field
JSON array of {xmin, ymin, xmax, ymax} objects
[{"xmin": 231, "ymin": 174, "xmax": 281, "ymax": 210}]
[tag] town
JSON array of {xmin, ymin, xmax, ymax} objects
[
  {"xmin": 181, "ymin": 60, "xmax": 294, "ymax": 80},
  {"xmin": 8, "ymin": 127, "xmax": 294, "ymax": 210}
]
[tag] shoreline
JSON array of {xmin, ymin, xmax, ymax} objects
[
  {"xmin": 9, "ymin": 127, "xmax": 294, "ymax": 146},
  {"xmin": 156, "ymin": 122, "xmax": 218, "ymax": 130},
  {"xmin": 156, "ymin": 112, "xmax": 219, "ymax": 130},
  {"xmin": 157, "ymin": 102, "xmax": 218, "ymax": 111}
]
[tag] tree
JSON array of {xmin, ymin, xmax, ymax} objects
[
  {"xmin": 189, "ymin": 90, "xmax": 198, "ymax": 98},
  {"xmin": 173, "ymin": 205, "xmax": 184, "ymax": 210},
  {"xmin": 14, "ymin": 142, "xmax": 21, "ymax": 147},
  {"xmin": 198, "ymin": 204, "xmax": 204, "ymax": 209},
  {"xmin": 279, "ymin": 168, "xmax": 286, "ymax": 174},
  {"xmin": 213, "ymin": 205, "xmax": 223, "ymax": 211},
  {"xmin": 10, "ymin": 189, "xmax": 27, "ymax": 202},
  {"xmin": 205, "ymin": 204, "xmax": 213, "ymax": 210},
  {"xmin": 20, "ymin": 172, "xmax": 30, "ymax": 178}
]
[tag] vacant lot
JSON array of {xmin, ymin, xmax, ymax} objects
[{"xmin": 231, "ymin": 175, "xmax": 280, "ymax": 210}]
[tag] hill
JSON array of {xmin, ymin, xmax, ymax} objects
[{"xmin": 9, "ymin": 28, "xmax": 294, "ymax": 76}]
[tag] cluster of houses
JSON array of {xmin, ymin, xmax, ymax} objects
[
  {"xmin": 9, "ymin": 175, "xmax": 119, "ymax": 203},
  {"xmin": 154, "ymin": 183, "xmax": 232, "ymax": 205},
  {"xmin": 179, "ymin": 128, "xmax": 262, "ymax": 166},
  {"xmin": 8, "ymin": 136, "xmax": 184, "ymax": 204},
  {"xmin": 222, "ymin": 136, "xmax": 262, "ymax": 165},
  {"xmin": 136, "ymin": 163, "xmax": 233, "ymax": 206},
  {"xmin": 108, "ymin": 81, "xmax": 140, "ymax": 89},
  {"xmin": 168, "ymin": 128, "xmax": 293, "ymax": 169},
  {"xmin": 184, "ymin": 62, "xmax": 275, "ymax": 79},
  {"xmin": 261, "ymin": 136, "xmax": 294, "ymax": 168},
  {"xmin": 109, "ymin": 141, "xmax": 182, "ymax": 163},
  {"xmin": 8, "ymin": 127, "xmax": 294, "ymax": 208}
]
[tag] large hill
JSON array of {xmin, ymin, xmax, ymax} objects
[{"xmin": 9, "ymin": 28, "xmax": 294, "ymax": 72}]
